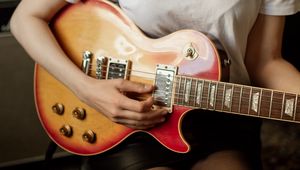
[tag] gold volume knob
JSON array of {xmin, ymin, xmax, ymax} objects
[
  {"xmin": 82, "ymin": 130, "xmax": 96, "ymax": 143},
  {"xmin": 59, "ymin": 125, "xmax": 73, "ymax": 137},
  {"xmin": 72, "ymin": 107, "xmax": 86, "ymax": 120},
  {"xmin": 52, "ymin": 103, "xmax": 64, "ymax": 115}
]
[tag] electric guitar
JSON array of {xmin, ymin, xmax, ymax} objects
[{"xmin": 35, "ymin": 0, "xmax": 300, "ymax": 156}]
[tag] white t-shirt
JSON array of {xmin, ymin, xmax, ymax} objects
[{"xmin": 66, "ymin": 0, "xmax": 300, "ymax": 85}]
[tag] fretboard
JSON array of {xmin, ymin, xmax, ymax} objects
[{"xmin": 173, "ymin": 75, "xmax": 300, "ymax": 124}]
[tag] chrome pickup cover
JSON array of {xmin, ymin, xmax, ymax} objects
[
  {"xmin": 153, "ymin": 64, "xmax": 177, "ymax": 112},
  {"xmin": 106, "ymin": 58, "xmax": 130, "ymax": 80}
]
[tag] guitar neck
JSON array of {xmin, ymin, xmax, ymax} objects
[{"xmin": 172, "ymin": 75, "xmax": 300, "ymax": 124}]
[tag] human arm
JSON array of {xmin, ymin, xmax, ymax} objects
[
  {"xmin": 245, "ymin": 14, "xmax": 300, "ymax": 94},
  {"xmin": 10, "ymin": 0, "xmax": 167, "ymax": 129}
]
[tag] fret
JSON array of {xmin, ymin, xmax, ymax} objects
[
  {"xmin": 230, "ymin": 85, "xmax": 234, "ymax": 112},
  {"xmin": 260, "ymin": 89, "xmax": 272, "ymax": 118},
  {"xmin": 215, "ymin": 82, "xmax": 225, "ymax": 111},
  {"xmin": 240, "ymin": 86, "xmax": 251, "ymax": 115},
  {"xmin": 207, "ymin": 81, "xmax": 211, "ymax": 108},
  {"xmin": 200, "ymin": 80, "xmax": 205, "ymax": 108},
  {"xmin": 231, "ymin": 85, "xmax": 241, "ymax": 113},
  {"xmin": 248, "ymin": 87, "xmax": 253, "ymax": 115},
  {"xmin": 238, "ymin": 86, "xmax": 243, "ymax": 113},
  {"xmin": 295, "ymin": 95, "xmax": 300, "ymax": 122},
  {"xmin": 258, "ymin": 88, "xmax": 262, "ymax": 116},
  {"xmin": 294, "ymin": 94, "xmax": 298, "ymax": 121},
  {"xmin": 176, "ymin": 76, "xmax": 184, "ymax": 105},
  {"xmin": 221, "ymin": 83, "xmax": 226, "ymax": 111},
  {"xmin": 192, "ymin": 79, "xmax": 197, "ymax": 107},
  {"xmin": 191, "ymin": 78, "xmax": 198, "ymax": 107},
  {"xmin": 249, "ymin": 88, "xmax": 261, "ymax": 116},
  {"xmin": 268, "ymin": 90, "xmax": 274, "ymax": 118},
  {"xmin": 201, "ymin": 80, "xmax": 210, "ymax": 109},
  {"xmin": 282, "ymin": 93, "xmax": 297, "ymax": 121},
  {"xmin": 183, "ymin": 77, "xmax": 187, "ymax": 104},
  {"xmin": 281, "ymin": 92, "xmax": 285, "ymax": 119},
  {"xmin": 214, "ymin": 82, "xmax": 219, "ymax": 110},
  {"xmin": 189, "ymin": 78, "xmax": 195, "ymax": 107},
  {"xmin": 270, "ymin": 91, "xmax": 283, "ymax": 119}
]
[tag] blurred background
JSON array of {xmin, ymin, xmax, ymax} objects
[{"xmin": 0, "ymin": 0, "xmax": 299, "ymax": 169}]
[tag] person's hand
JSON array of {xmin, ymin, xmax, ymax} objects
[{"xmin": 74, "ymin": 78, "xmax": 168, "ymax": 130}]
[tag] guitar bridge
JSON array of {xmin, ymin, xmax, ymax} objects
[
  {"xmin": 82, "ymin": 51, "xmax": 93, "ymax": 75},
  {"xmin": 153, "ymin": 64, "xmax": 177, "ymax": 112},
  {"xmin": 96, "ymin": 56, "xmax": 108, "ymax": 79}
]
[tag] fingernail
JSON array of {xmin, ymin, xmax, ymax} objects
[{"xmin": 144, "ymin": 84, "xmax": 152, "ymax": 90}]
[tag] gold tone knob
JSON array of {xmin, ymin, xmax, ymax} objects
[
  {"xmin": 72, "ymin": 107, "xmax": 86, "ymax": 120},
  {"xmin": 52, "ymin": 103, "xmax": 64, "ymax": 115},
  {"xmin": 82, "ymin": 130, "xmax": 96, "ymax": 143},
  {"xmin": 59, "ymin": 125, "xmax": 73, "ymax": 137}
]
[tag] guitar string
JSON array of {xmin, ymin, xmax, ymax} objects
[
  {"xmin": 92, "ymin": 79, "xmax": 296, "ymax": 104},
  {"xmin": 79, "ymin": 64, "xmax": 299, "ymax": 119},
  {"xmin": 84, "ymin": 65, "xmax": 299, "ymax": 116},
  {"xmin": 87, "ymin": 63, "xmax": 297, "ymax": 97},
  {"xmin": 135, "ymin": 91, "xmax": 293, "ymax": 107},
  {"xmin": 86, "ymin": 68, "xmax": 297, "ymax": 103},
  {"xmin": 135, "ymin": 95, "xmax": 295, "ymax": 118}
]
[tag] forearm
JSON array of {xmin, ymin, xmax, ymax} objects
[
  {"xmin": 245, "ymin": 14, "xmax": 300, "ymax": 94},
  {"xmin": 10, "ymin": 3, "xmax": 88, "ymax": 93},
  {"xmin": 249, "ymin": 57, "xmax": 300, "ymax": 94}
]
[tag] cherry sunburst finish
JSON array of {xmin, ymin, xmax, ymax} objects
[{"xmin": 35, "ymin": 0, "xmax": 300, "ymax": 156}]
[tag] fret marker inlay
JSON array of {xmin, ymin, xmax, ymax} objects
[
  {"xmin": 251, "ymin": 92, "xmax": 259, "ymax": 112},
  {"xmin": 284, "ymin": 98, "xmax": 294, "ymax": 117},
  {"xmin": 184, "ymin": 79, "xmax": 192, "ymax": 103},
  {"xmin": 196, "ymin": 82, "xmax": 203, "ymax": 105},
  {"xmin": 224, "ymin": 88, "xmax": 232, "ymax": 108},
  {"xmin": 209, "ymin": 85, "xmax": 216, "ymax": 107}
]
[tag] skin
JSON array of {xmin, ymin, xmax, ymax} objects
[
  {"xmin": 10, "ymin": 0, "xmax": 300, "ymax": 169},
  {"xmin": 10, "ymin": 0, "xmax": 168, "ymax": 130}
]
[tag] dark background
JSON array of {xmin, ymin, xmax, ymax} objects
[{"xmin": 0, "ymin": 1, "xmax": 299, "ymax": 169}]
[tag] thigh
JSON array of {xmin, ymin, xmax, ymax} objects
[
  {"xmin": 82, "ymin": 110, "xmax": 262, "ymax": 170},
  {"xmin": 81, "ymin": 136, "xmax": 200, "ymax": 170},
  {"xmin": 182, "ymin": 110, "xmax": 262, "ymax": 170},
  {"xmin": 191, "ymin": 150, "xmax": 253, "ymax": 170}
]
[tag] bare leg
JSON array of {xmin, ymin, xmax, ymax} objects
[
  {"xmin": 147, "ymin": 167, "xmax": 174, "ymax": 170},
  {"xmin": 191, "ymin": 150, "xmax": 252, "ymax": 170}
]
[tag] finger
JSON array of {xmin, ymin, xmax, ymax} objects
[
  {"xmin": 118, "ymin": 95, "xmax": 154, "ymax": 112},
  {"xmin": 115, "ymin": 79, "xmax": 153, "ymax": 93},
  {"xmin": 115, "ymin": 95, "xmax": 154, "ymax": 113},
  {"xmin": 115, "ymin": 117, "xmax": 165, "ymax": 130},
  {"xmin": 116, "ymin": 108, "xmax": 168, "ymax": 122}
]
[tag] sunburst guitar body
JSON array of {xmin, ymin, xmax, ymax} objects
[{"xmin": 35, "ymin": 0, "xmax": 300, "ymax": 156}]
